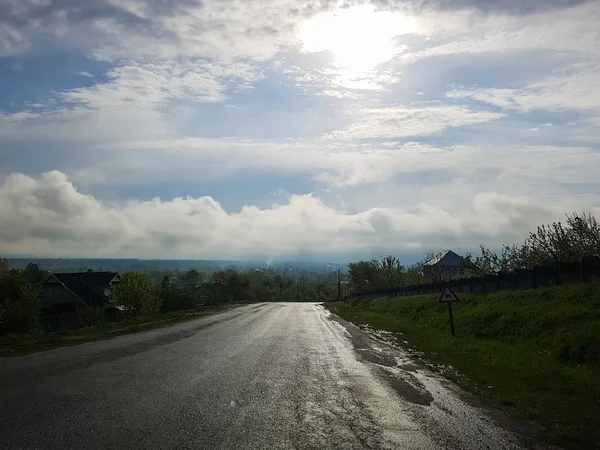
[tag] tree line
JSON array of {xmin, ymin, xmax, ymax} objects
[
  {"xmin": 348, "ymin": 212, "xmax": 600, "ymax": 292},
  {"xmin": 0, "ymin": 260, "xmax": 346, "ymax": 336}
]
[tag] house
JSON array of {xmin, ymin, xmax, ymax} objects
[
  {"xmin": 40, "ymin": 270, "xmax": 121, "ymax": 319},
  {"xmin": 191, "ymin": 282, "xmax": 230, "ymax": 305},
  {"xmin": 423, "ymin": 250, "xmax": 473, "ymax": 281}
]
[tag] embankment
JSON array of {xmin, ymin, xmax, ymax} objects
[{"xmin": 324, "ymin": 282, "xmax": 600, "ymax": 449}]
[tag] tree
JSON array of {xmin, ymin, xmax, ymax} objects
[
  {"xmin": 0, "ymin": 258, "xmax": 8, "ymax": 273},
  {"xmin": 113, "ymin": 272, "xmax": 161, "ymax": 318},
  {"xmin": 213, "ymin": 270, "xmax": 250, "ymax": 302},
  {"xmin": 379, "ymin": 255, "xmax": 405, "ymax": 289},
  {"xmin": 404, "ymin": 262, "xmax": 427, "ymax": 285},
  {"xmin": 160, "ymin": 283, "xmax": 194, "ymax": 313},
  {"xmin": 181, "ymin": 269, "xmax": 202, "ymax": 287},
  {"xmin": 0, "ymin": 269, "xmax": 42, "ymax": 335},
  {"xmin": 422, "ymin": 252, "xmax": 454, "ymax": 282},
  {"xmin": 348, "ymin": 259, "xmax": 382, "ymax": 292},
  {"xmin": 517, "ymin": 212, "xmax": 600, "ymax": 268},
  {"xmin": 465, "ymin": 245, "xmax": 524, "ymax": 275},
  {"xmin": 23, "ymin": 263, "xmax": 48, "ymax": 286}
]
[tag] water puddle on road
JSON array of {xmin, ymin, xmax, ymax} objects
[{"xmin": 323, "ymin": 308, "xmax": 550, "ymax": 450}]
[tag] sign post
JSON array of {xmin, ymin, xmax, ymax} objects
[{"xmin": 438, "ymin": 287, "xmax": 460, "ymax": 337}]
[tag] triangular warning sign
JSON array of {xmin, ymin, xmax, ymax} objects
[{"xmin": 438, "ymin": 287, "xmax": 460, "ymax": 303}]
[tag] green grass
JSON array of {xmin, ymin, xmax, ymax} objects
[
  {"xmin": 0, "ymin": 303, "xmax": 245, "ymax": 358},
  {"xmin": 324, "ymin": 282, "xmax": 600, "ymax": 450}
]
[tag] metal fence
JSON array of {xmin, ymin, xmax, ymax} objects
[{"xmin": 349, "ymin": 256, "xmax": 600, "ymax": 300}]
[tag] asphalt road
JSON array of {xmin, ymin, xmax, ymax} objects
[{"xmin": 0, "ymin": 303, "xmax": 540, "ymax": 449}]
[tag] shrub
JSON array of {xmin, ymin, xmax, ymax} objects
[
  {"xmin": 160, "ymin": 284, "xmax": 195, "ymax": 313},
  {"xmin": 0, "ymin": 269, "xmax": 42, "ymax": 335},
  {"xmin": 113, "ymin": 272, "xmax": 161, "ymax": 318}
]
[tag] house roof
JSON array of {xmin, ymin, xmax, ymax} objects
[
  {"xmin": 43, "ymin": 271, "xmax": 119, "ymax": 307},
  {"xmin": 424, "ymin": 250, "xmax": 464, "ymax": 266},
  {"xmin": 192, "ymin": 282, "xmax": 227, "ymax": 292}
]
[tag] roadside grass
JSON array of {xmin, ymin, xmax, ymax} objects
[
  {"xmin": 0, "ymin": 303, "xmax": 247, "ymax": 358},
  {"xmin": 324, "ymin": 282, "xmax": 600, "ymax": 450}
]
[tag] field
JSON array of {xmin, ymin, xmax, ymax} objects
[{"xmin": 324, "ymin": 282, "xmax": 600, "ymax": 449}]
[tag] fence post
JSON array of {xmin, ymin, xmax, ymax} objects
[
  {"xmin": 496, "ymin": 274, "xmax": 500, "ymax": 291},
  {"xmin": 533, "ymin": 268, "xmax": 538, "ymax": 288}
]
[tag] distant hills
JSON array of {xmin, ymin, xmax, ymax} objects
[{"xmin": 5, "ymin": 258, "xmax": 348, "ymax": 274}]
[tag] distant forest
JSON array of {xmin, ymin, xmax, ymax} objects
[{"xmin": 6, "ymin": 258, "xmax": 348, "ymax": 275}]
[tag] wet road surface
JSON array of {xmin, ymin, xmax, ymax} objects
[{"xmin": 0, "ymin": 303, "xmax": 540, "ymax": 449}]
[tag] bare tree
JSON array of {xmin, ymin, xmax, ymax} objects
[{"xmin": 422, "ymin": 252, "xmax": 457, "ymax": 282}]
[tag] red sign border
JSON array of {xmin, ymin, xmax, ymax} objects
[{"xmin": 438, "ymin": 286, "xmax": 460, "ymax": 304}]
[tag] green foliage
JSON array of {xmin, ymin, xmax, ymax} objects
[
  {"xmin": 23, "ymin": 263, "xmax": 49, "ymax": 286},
  {"xmin": 348, "ymin": 255, "xmax": 424, "ymax": 292},
  {"xmin": 160, "ymin": 284, "xmax": 195, "ymax": 313},
  {"xmin": 346, "ymin": 283, "xmax": 600, "ymax": 364},
  {"xmin": 466, "ymin": 212, "xmax": 600, "ymax": 275},
  {"xmin": 74, "ymin": 305, "xmax": 106, "ymax": 328},
  {"xmin": 0, "ymin": 269, "xmax": 42, "ymax": 335},
  {"xmin": 213, "ymin": 269, "xmax": 250, "ymax": 301},
  {"xmin": 181, "ymin": 269, "xmax": 203, "ymax": 285},
  {"xmin": 113, "ymin": 272, "xmax": 161, "ymax": 318},
  {"xmin": 0, "ymin": 258, "xmax": 9, "ymax": 273},
  {"xmin": 327, "ymin": 283, "xmax": 600, "ymax": 448}
]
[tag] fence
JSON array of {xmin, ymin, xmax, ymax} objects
[{"xmin": 349, "ymin": 256, "xmax": 600, "ymax": 300}]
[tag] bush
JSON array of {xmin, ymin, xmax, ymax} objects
[
  {"xmin": 160, "ymin": 285, "xmax": 195, "ymax": 313},
  {"xmin": 113, "ymin": 272, "xmax": 161, "ymax": 318},
  {"xmin": 74, "ymin": 305, "xmax": 106, "ymax": 328},
  {"xmin": 0, "ymin": 269, "xmax": 42, "ymax": 335}
]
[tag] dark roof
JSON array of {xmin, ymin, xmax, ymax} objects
[
  {"xmin": 44, "ymin": 271, "xmax": 119, "ymax": 307},
  {"xmin": 78, "ymin": 271, "xmax": 119, "ymax": 286},
  {"xmin": 192, "ymin": 282, "xmax": 230, "ymax": 298},
  {"xmin": 193, "ymin": 282, "xmax": 227, "ymax": 292}
]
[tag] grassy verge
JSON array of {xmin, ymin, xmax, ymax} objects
[
  {"xmin": 0, "ymin": 303, "xmax": 247, "ymax": 358},
  {"xmin": 324, "ymin": 282, "xmax": 600, "ymax": 450}
]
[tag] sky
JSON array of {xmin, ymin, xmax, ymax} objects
[{"xmin": 1, "ymin": 0, "xmax": 599, "ymax": 263}]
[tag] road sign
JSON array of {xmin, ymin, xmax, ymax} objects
[
  {"xmin": 438, "ymin": 287, "xmax": 460, "ymax": 304},
  {"xmin": 439, "ymin": 287, "xmax": 459, "ymax": 337}
]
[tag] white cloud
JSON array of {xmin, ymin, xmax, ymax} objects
[
  {"xmin": 2, "ymin": 171, "xmax": 596, "ymax": 259},
  {"xmin": 447, "ymin": 63, "xmax": 600, "ymax": 113},
  {"xmin": 3, "ymin": 0, "xmax": 600, "ymax": 260},
  {"xmin": 400, "ymin": 1, "xmax": 600, "ymax": 63},
  {"xmin": 328, "ymin": 105, "xmax": 503, "ymax": 140},
  {"xmin": 0, "ymin": 60, "xmax": 262, "ymax": 142}
]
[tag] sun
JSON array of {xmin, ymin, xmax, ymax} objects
[{"xmin": 299, "ymin": 4, "xmax": 417, "ymax": 80}]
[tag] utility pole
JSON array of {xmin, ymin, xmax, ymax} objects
[
  {"xmin": 337, "ymin": 269, "xmax": 341, "ymax": 302},
  {"xmin": 296, "ymin": 281, "xmax": 299, "ymax": 302}
]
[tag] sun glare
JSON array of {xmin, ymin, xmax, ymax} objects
[{"xmin": 299, "ymin": 4, "xmax": 417, "ymax": 80}]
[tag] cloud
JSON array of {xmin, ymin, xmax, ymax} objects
[
  {"xmin": 447, "ymin": 64, "xmax": 600, "ymax": 113},
  {"xmin": 397, "ymin": 1, "xmax": 600, "ymax": 64},
  {"xmin": 328, "ymin": 105, "xmax": 504, "ymax": 140},
  {"xmin": 2, "ymin": 171, "xmax": 595, "ymax": 260},
  {"xmin": 0, "ymin": 60, "xmax": 262, "ymax": 142},
  {"xmin": 2, "ymin": 0, "xmax": 600, "ymax": 262},
  {"xmin": 0, "ymin": 0, "xmax": 334, "ymax": 61},
  {"xmin": 379, "ymin": 0, "xmax": 594, "ymax": 15}
]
